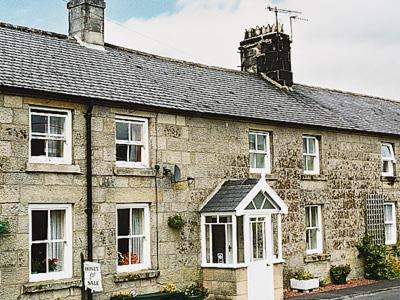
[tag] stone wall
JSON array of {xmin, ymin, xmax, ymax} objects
[{"xmin": 1, "ymin": 93, "xmax": 400, "ymax": 299}]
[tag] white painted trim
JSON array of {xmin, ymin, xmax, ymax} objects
[
  {"xmin": 305, "ymin": 205, "xmax": 323, "ymax": 255},
  {"xmin": 115, "ymin": 116, "xmax": 149, "ymax": 169},
  {"xmin": 381, "ymin": 143, "xmax": 396, "ymax": 177},
  {"xmin": 384, "ymin": 202, "xmax": 397, "ymax": 245},
  {"xmin": 249, "ymin": 131, "xmax": 271, "ymax": 174},
  {"xmin": 116, "ymin": 203, "xmax": 151, "ymax": 273},
  {"xmin": 302, "ymin": 136, "xmax": 320, "ymax": 175},
  {"xmin": 29, "ymin": 107, "xmax": 72, "ymax": 165},
  {"xmin": 29, "ymin": 204, "xmax": 73, "ymax": 282}
]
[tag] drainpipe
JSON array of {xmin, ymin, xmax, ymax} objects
[{"xmin": 84, "ymin": 102, "xmax": 94, "ymax": 300}]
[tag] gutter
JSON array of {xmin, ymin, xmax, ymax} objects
[{"xmin": 84, "ymin": 102, "xmax": 94, "ymax": 300}]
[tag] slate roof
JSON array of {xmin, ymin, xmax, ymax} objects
[
  {"xmin": 1, "ymin": 22, "xmax": 400, "ymax": 136},
  {"xmin": 201, "ymin": 179, "xmax": 258, "ymax": 213}
]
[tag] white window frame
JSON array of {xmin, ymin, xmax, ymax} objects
[
  {"xmin": 305, "ymin": 205, "xmax": 323, "ymax": 255},
  {"xmin": 29, "ymin": 107, "xmax": 72, "ymax": 165},
  {"xmin": 28, "ymin": 204, "xmax": 73, "ymax": 282},
  {"xmin": 381, "ymin": 143, "xmax": 396, "ymax": 177},
  {"xmin": 116, "ymin": 204, "xmax": 151, "ymax": 273},
  {"xmin": 384, "ymin": 202, "xmax": 397, "ymax": 245},
  {"xmin": 303, "ymin": 136, "xmax": 320, "ymax": 175},
  {"xmin": 115, "ymin": 116, "xmax": 149, "ymax": 169},
  {"xmin": 249, "ymin": 131, "xmax": 271, "ymax": 174}
]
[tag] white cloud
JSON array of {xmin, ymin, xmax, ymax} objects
[{"xmin": 105, "ymin": 0, "xmax": 400, "ymax": 100}]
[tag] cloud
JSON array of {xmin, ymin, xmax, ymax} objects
[{"xmin": 105, "ymin": 0, "xmax": 400, "ymax": 100}]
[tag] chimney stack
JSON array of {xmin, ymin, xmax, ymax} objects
[
  {"xmin": 68, "ymin": 0, "xmax": 106, "ymax": 47},
  {"xmin": 239, "ymin": 24, "xmax": 293, "ymax": 87}
]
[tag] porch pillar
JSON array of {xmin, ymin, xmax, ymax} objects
[{"xmin": 277, "ymin": 213, "xmax": 283, "ymax": 261}]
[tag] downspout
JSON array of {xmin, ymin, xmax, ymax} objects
[
  {"xmin": 154, "ymin": 113, "xmax": 160, "ymax": 270},
  {"xmin": 84, "ymin": 102, "xmax": 94, "ymax": 300}
]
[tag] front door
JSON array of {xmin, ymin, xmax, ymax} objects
[{"xmin": 246, "ymin": 215, "xmax": 275, "ymax": 300}]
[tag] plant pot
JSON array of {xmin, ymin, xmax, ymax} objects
[
  {"xmin": 331, "ymin": 275, "xmax": 347, "ymax": 285},
  {"xmin": 290, "ymin": 278, "xmax": 319, "ymax": 291}
]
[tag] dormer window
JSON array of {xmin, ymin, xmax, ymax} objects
[{"xmin": 381, "ymin": 143, "xmax": 395, "ymax": 177}]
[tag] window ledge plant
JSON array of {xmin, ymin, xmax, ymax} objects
[
  {"xmin": 290, "ymin": 270, "xmax": 319, "ymax": 291},
  {"xmin": 168, "ymin": 215, "xmax": 185, "ymax": 230},
  {"xmin": 330, "ymin": 264, "xmax": 351, "ymax": 284}
]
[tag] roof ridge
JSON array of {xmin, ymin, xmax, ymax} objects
[
  {"xmin": 296, "ymin": 83, "xmax": 399, "ymax": 104},
  {"xmin": 0, "ymin": 22, "xmax": 68, "ymax": 40}
]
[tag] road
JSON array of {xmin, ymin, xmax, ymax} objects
[{"xmin": 352, "ymin": 287, "xmax": 400, "ymax": 300}]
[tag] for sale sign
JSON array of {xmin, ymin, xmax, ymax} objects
[{"xmin": 84, "ymin": 262, "xmax": 103, "ymax": 292}]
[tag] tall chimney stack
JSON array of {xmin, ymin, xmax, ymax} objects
[
  {"xmin": 67, "ymin": 0, "xmax": 106, "ymax": 46},
  {"xmin": 239, "ymin": 24, "xmax": 293, "ymax": 87}
]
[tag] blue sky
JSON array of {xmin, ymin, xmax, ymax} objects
[{"xmin": 0, "ymin": 0, "xmax": 176, "ymax": 33}]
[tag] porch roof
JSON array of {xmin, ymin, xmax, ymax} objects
[{"xmin": 200, "ymin": 179, "xmax": 258, "ymax": 213}]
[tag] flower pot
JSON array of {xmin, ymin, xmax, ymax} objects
[
  {"xmin": 332, "ymin": 275, "xmax": 347, "ymax": 285},
  {"xmin": 290, "ymin": 278, "xmax": 319, "ymax": 291}
]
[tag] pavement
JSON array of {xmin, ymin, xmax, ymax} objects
[{"xmin": 288, "ymin": 279, "xmax": 400, "ymax": 299}]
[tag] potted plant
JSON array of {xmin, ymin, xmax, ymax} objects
[
  {"xmin": 0, "ymin": 219, "xmax": 9, "ymax": 234},
  {"xmin": 183, "ymin": 283, "xmax": 209, "ymax": 300},
  {"xmin": 168, "ymin": 215, "xmax": 185, "ymax": 230},
  {"xmin": 290, "ymin": 270, "xmax": 319, "ymax": 291},
  {"xmin": 330, "ymin": 264, "xmax": 351, "ymax": 284}
]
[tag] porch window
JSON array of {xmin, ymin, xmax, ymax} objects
[
  {"xmin": 115, "ymin": 116, "xmax": 149, "ymax": 168},
  {"xmin": 381, "ymin": 143, "xmax": 395, "ymax": 177},
  {"xmin": 29, "ymin": 107, "xmax": 72, "ymax": 164},
  {"xmin": 305, "ymin": 205, "xmax": 323, "ymax": 254},
  {"xmin": 204, "ymin": 215, "xmax": 234, "ymax": 264},
  {"xmin": 116, "ymin": 204, "xmax": 150, "ymax": 272},
  {"xmin": 384, "ymin": 203, "xmax": 397, "ymax": 245},
  {"xmin": 303, "ymin": 136, "xmax": 320, "ymax": 175},
  {"xmin": 249, "ymin": 131, "xmax": 270, "ymax": 174},
  {"xmin": 29, "ymin": 204, "xmax": 72, "ymax": 282}
]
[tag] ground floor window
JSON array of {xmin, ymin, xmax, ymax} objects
[
  {"xmin": 384, "ymin": 203, "xmax": 397, "ymax": 245},
  {"xmin": 204, "ymin": 215, "xmax": 234, "ymax": 264},
  {"xmin": 29, "ymin": 204, "xmax": 72, "ymax": 282},
  {"xmin": 116, "ymin": 204, "xmax": 150, "ymax": 272},
  {"xmin": 305, "ymin": 205, "xmax": 323, "ymax": 254}
]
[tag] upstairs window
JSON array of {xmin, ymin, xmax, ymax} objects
[
  {"xmin": 117, "ymin": 204, "xmax": 150, "ymax": 272},
  {"xmin": 381, "ymin": 143, "xmax": 395, "ymax": 177},
  {"xmin": 29, "ymin": 107, "xmax": 72, "ymax": 164},
  {"xmin": 384, "ymin": 203, "xmax": 397, "ymax": 245},
  {"xmin": 303, "ymin": 136, "xmax": 320, "ymax": 175},
  {"xmin": 305, "ymin": 205, "xmax": 323, "ymax": 254},
  {"xmin": 115, "ymin": 116, "xmax": 149, "ymax": 168},
  {"xmin": 29, "ymin": 204, "xmax": 72, "ymax": 282},
  {"xmin": 249, "ymin": 131, "xmax": 270, "ymax": 173}
]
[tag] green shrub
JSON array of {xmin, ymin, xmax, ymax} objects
[
  {"xmin": 356, "ymin": 236, "xmax": 400, "ymax": 280},
  {"xmin": 0, "ymin": 220, "xmax": 9, "ymax": 234},
  {"xmin": 293, "ymin": 270, "xmax": 314, "ymax": 280},
  {"xmin": 167, "ymin": 215, "xmax": 185, "ymax": 230},
  {"xmin": 330, "ymin": 264, "xmax": 351, "ymax": 284}
]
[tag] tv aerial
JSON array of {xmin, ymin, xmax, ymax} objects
[{"xmin": 267, "ymin": 6, "xmax": 308, "ymax": 40}]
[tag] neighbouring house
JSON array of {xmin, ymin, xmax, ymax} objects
[{"xmin": 0, "ymin": 1, "xmax": 399, "ymax": 300}]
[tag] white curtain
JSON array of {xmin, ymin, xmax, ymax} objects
[
  {"xmin": 49, "ymin": 210, "xmax": 64, "ymax": 272},
  {"xmin": 131, "ymin": 209, "xmax": 143, "ymax": 264}
]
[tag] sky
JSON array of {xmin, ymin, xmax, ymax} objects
[{"xmin": 0, "ymin": 0, "xmax": 399, "ymax": 100}]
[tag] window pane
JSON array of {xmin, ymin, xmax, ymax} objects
[
  {"xmin": 246, "ymin": 202, "xmax": 256, "ymax": 210},
  {"xmin": 308, "ymin": 138, "xmax": 316, "ymax": 154},
  {"xmin": 384, "ymin": 205, "xmax": 393, "ymax": 222},
  {"xmin": 48, "ymin": 242, "xmax": 64, "ymax": 272},
  {"xmin": 31, "ymin": 139, "xmax": 46, "ymax": 156},
  {"xmin": 226, "ymin": 224, "xmax": 233, "ymax": 264},
  {"xmin": 131, "ymin": 236, "xmax": 143, "ymax": 264},
  {"xmin": 385, "ymin": 224, "xmax": 392, "ymax": 243},
  {"xmin": 262, "ymin": 196, "xmax": 275, "ymax": 209},
  {"xmin": 117, "ymin": 238, "xmax": 129, "ymax": 265},
  {"xmin": 50, "ymin": 210, "xmax": 65, "ymax": 240},
  {"xmin": 236, "ymin": 216, "xmax": 245, "ymax": 263},
  {"xmin": 257, "ymin": 135, "xmax": 266, "ymax": 151},
  {"xmin": 383, "ymin": 161, "xmax": 390, "ymax": 173},
  {"xmin": 205, "ymin": 224, "xmax": 211, "ymax": 263},
  {"xmin": 305, "ymin": 156, "xmax": 315, "ymax": 171},
  {"xmin": 303, "ymin": 138, "xmax": 307, "ymax": 154},
  {"xmin": 255, "ymin": 154, "xmax": 266, "ymax": 169},
  {"xmin": 116, "ymin": 122, "xmax": 129, "ymax": 140},
  {"xmin": 131, "ymin": 208, "xmax": 144, "ymax": 235},
  {"xmin": 307, "ymin": 229, "xmax": 317, "ymax": 250},
  {"xmin": 205, "ymin": 216, "xmax": 218, "ymax": 223},
  {"xmin": 305, "ymin": 207, "xmax": 310, "ymax": 227},
  {"xmin": 311, "ymin": 207, "xmax": 318, "ymax": 227},
  {"xmin": 256, "ymin": 222, "xmax": 264, "ymax": 259},
  {"xmin": 129, "ymin": 145, "xmax": 142, "ymax": 162},
  {"xmin": 219, "ymin": 216, "xmax": 232, "ymax": 223},
  {"xmin": 48, "ymin": 140, "xmax": 64, "ymax": 158},
  {"xmin": 50, "ymin": 116, "xmax": 65, "ymax": 135},
  {"xmin": 117, "ymin": 209, "xmax": 130, "ymax": 236},
  {"xmin": 212, "ymin": 225, "xmax": 226, "ymax": 264},
  {"xmin": 31, "ymin": 115, "xmax": 47, "ymax": 133},
  {"xmin": 31, "ymin": 243, "xmax": 47, "ymax": 274},
  {"xmin": 249, "ymin": 134, "xmax": 256, "ymax": 151},
  {"xmin": 253, "ymin": 192, "xmax": 265, "ymax": 209},
  {"xmin": 249, "ymin": 153, "xmax": 256, "ymax": 168},
  {"xmin": 130, "ymin": 123, "xmax": 143, "ymax": 142},
  {"xmin": 116, "ymin": 144, "xmax": 128, "ymax": 161},
  {"xmin": 381, "ymin": 145, "xmax": 391, "ymax": 158},
  {"xmin": 32, "ymin": 210, "xmax": 48, "ymax": 241}
]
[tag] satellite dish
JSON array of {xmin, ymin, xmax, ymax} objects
[{"xmin": 172, "ymin": 165, "xmax": 181, "ymax": 183}]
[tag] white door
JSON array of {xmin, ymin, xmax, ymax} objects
[{"xmin": 247, "ymin": 215, "xmax": 275, "ymax": 300}]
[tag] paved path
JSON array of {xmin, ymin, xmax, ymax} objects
[{"xmin": 288, "ymin": 279, "xmax": 400, "ymax": 300}]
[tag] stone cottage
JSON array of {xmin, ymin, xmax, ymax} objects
[{"xmin": 0, "ymin": 1, "xmax": 399, "ymax": 299}]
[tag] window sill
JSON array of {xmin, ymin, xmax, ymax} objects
[
  {"xmin": 380, "ymin": 176, "xmax": 399, "ymax": 183},
  {"xmin": 114, "ymin": 269, "xmax": 160, "ymax": 283},
  {"xmin": 23, "ymin": 278, "xmax": 81, "ymax": 294},
  {"xmin": 301, "ymin": 174, "xmax": 327, "ymax": 181},
  {"xmin": 304, "ymin": 253, "xmax": 331, "ymax": 263},
  {"xmin": 26, "ymin": 163, "xmax": 81, "ymax": 174},
  {"xmin": 113, "ymin": 167, "xmax": 156, "ymax": 177}
]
